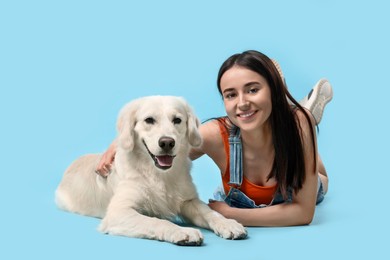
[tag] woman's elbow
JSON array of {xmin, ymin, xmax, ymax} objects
[
  {"xmin": 300, "ymin": 209, "xmax": 315, "ymax": 225},
  {"xmin": 300, "ymin": 214, "xmax": 314, "ymax": 225},
  {"xmin": 294, "ymin": 206, "xmax": 315, "ymax": 226}
]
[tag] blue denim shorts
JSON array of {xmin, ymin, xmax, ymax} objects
[{"xmin": 214, "ymin": 176, "xmax": 325, "ymax": 208}]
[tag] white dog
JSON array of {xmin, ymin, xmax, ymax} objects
[{"xmin": 55, "ymin": 96, "xmax": 247, "ymax": 245}]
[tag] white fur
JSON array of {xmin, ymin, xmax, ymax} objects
[{"xmin": 55, "ymin": 96, "xmax": 247, "ymax": 245}]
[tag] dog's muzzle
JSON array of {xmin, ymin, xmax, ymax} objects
[{"xmin": 143, "ymin": 140, "xmax": 176, "ymax": 170}]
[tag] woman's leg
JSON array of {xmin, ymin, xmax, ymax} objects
[{"xmin": 300, "ymin": 79, "xmax": 333, "ymax": 125}]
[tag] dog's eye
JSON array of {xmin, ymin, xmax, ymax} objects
[
  {"xmin": 145, "ymin": 117, "xmax": 155, "ymax": 124},
  {"xmin": 172, "ymin": 118, "xmax": 182, "ymax": 124}
]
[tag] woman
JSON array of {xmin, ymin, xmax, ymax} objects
[{"xmin": 96, "ymin": 50, "xmax": 333, "ymax": 227}]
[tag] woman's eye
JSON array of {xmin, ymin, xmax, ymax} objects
[
  {"xmin": 224, "ymin": 93, "xmax": 236, "ymax": 99},
  {"xmin": 173, "ymin": 118, "xmax": 182, "ymax": 124},
  {"xmin": 248, "ymin": 88, "xmax": 259, "ymax": 94},
  {"xmin": 145, "ymin": 117, "xmax": 155, "ymax": 124}
]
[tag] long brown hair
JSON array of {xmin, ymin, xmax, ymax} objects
[{"xmin": 216, "ymin": 50, "xmax": 317, "ymax": 198}]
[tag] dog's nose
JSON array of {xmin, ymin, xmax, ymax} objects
[{"xmin": 158, "ymin": 137, "xmax": 175, "ymax": 152}]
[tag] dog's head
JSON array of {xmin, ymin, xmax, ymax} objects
[{"xmin": 116, "ymin": 96, "xmax": 202, "ymax": 170}]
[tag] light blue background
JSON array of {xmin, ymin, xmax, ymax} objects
[{"xmin": 1, "ymin": 0, "xmax": 389, "ymax": 259}]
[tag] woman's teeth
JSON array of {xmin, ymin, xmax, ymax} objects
[{"xmin": 239, "ymin": 112, "xmax": 255, "ymax": 118}]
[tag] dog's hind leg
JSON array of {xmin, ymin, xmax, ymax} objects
[
  {"xmin": 55, "ymin": 154, "xmax": 112, "ymax": 218},
  {"xmin": 55, "ymin": 187, "xmax": 74, "ymax": 212},
  {"xmin": 180, "ymin": 199, "xmax": 247, "ymax": 240}
]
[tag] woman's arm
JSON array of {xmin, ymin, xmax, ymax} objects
[
  {"xmin": 95, "ymin": 139, "xmax": 117, "ymax": 177},
  {"xmin": 209, "ymin": 171, "xmax": 318, "ymax": 226},
  {"xmin": 209, "ymin": 110, "xmax": 318, "ymax": 226}
]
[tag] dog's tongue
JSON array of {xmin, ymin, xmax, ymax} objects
[{"xmin": 155, "ymin": 155, "xmax": 174, "ymax": 167}]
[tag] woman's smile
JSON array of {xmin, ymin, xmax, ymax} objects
[{"xmin": 237, "ymin": 110, "xmax": 258, "ymax": 120}]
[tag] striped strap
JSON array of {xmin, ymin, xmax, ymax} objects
[{"xmin": 228, "ymin": 127, "xmax": 243, "ymax": 187}]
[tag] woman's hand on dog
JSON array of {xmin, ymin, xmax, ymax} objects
[{"xmin": 95, "ymin": 140, "xmax": 117, "ymax": 177}]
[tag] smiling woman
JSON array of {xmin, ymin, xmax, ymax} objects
[{"xmin": 190, "ymin": 50, "xmax": 332, "ymax": 226}]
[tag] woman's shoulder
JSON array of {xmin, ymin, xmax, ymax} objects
[
  {"xmin": 294, "ymin": 108, "xmax": 316, "ymax": 131},
  {"xmin": 199, "ymin": 119, "xmax": 229, "ymax": 172},
  {"xmin": 190, "ymin": 119, "xmax": 222, "ymax": 160},
  {"xmin": 201, "ymin": 117, "xmax": 235, "ymax": 139},
  {"xmin": 198, "ymin": 118, "xmax": 228, "ymax": 161},
  {"xmin": 200, "ymin": 118, "xmax": 224, "ymax": 141},
  {"xmin": 293, "ymin": 108, "xmax": 317, "ymax": 154}
]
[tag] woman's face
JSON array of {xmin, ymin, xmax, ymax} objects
[{"xmin": 220, "ymin": 66, "xmax": 272, "ymax": 132}]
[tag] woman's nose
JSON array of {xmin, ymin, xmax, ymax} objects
[{"xmin": 238, "ymin": 96, "xmax": 250, "ymax": 110}]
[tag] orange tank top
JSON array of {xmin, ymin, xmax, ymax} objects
[{"xmin": 217, "ymin": 119, "xmax": 277, "ymax": 205}]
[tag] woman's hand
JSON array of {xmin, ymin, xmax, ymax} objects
[
  {"xmin": 95, "ymin": 141, "xmax": 117, "ymax": 177},
  {"xmin": 208, "ymin": 200, "xmax": 232, "ymax": 218}
]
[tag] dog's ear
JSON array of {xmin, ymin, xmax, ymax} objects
[
  {"xmin": 116, "ymin": 100, "xmax": 139, "ymax": 151},
  {"xmin": 181, "ymin": 99, "xmax": 202, "ymax": 147}
]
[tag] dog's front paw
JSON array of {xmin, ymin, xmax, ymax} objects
[
  {"xmin": 212, "ymin": 218, "xmax": 247, "ymax": 240},
  {"xmin": 169, "ymin": 227, "xmax": 204, "ymax": 246}
]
